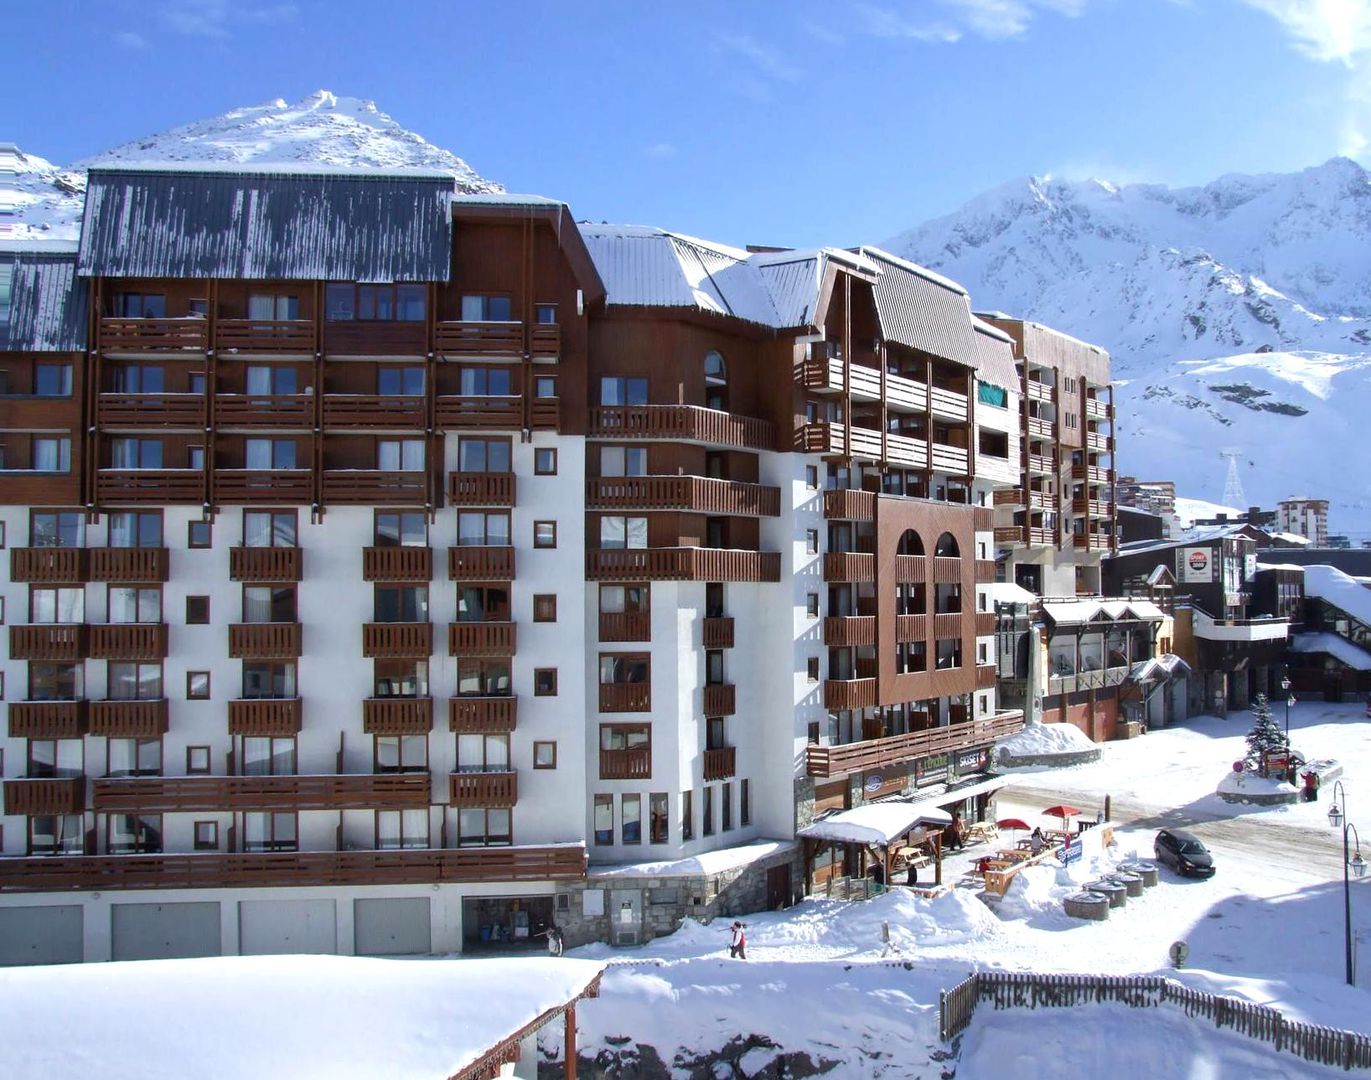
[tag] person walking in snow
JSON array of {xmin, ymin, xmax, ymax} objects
[
  {"xmin": 728, "ymin": 921, "xmax": 747, "ymax": 960},
  {"xmin": 544, "ymin": 925, "xmax": 564, "ymax": 956}
]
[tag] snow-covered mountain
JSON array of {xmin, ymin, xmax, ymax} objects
[
  {"xmin": 884, "ymin": 161, "xmax": 1371, "ymax": 535},
  {"xmin": 4, "ymin": 90, "xmax": 500, "ymax": 242}
]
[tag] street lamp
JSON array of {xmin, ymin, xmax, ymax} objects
[
  {"xmin": 1327, "ymin": 781, "xmax": 1367, "ymax": 986},
  {"xmin": 1280, "ymin": 674, "xmax": 1292, "ymax": 744}
]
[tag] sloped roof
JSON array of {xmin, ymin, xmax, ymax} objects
[
  {"xmin": 1042, "ymin": 598, "xmax": 1165, "ymax": 625},
  {"xmin": 859, "ymin": 246, "xmax": 982, "ymax": 369},
  {"xmin": 1303, "ymin": 564, "xmax": 1371, "ymax": 626},
  {"xmin": 1289, "ymin": 632, "xmax": 1371, "ymax": 671},
  {"xmin": 971, "ymin": 317, "xmax": 1021, "ymax": 389},
  {"xmin": 80, "ymin": 167, "xmax": 455, "ymax": 281},
  {"xmin": 799, "ymin": 801, "xmax": 952, "ymax": 846},
  {"xmin": 1, "ymin": 245, "xmax": 87, "ymax": 351}
]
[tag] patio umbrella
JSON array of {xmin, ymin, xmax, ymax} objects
[
  {"xmin": 995, "ymin": 818, "xmax": 1031, "ymax": 832},
  {"xmin": 1042, "ymin": 805, "xmax": 1082, "ymax": 822}
]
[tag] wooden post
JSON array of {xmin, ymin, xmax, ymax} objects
[
  {"xmin": 564, "ymin": 1002, "xmax": 577, "ymax": 1080},
  {"xmin": 934, "ymin": 832, "xmax": 943, "ymax": 886}
]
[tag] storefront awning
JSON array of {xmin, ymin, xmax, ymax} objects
[{"xmin": 798, "ymin": 802, "xmax": 952, "ymax": 847}]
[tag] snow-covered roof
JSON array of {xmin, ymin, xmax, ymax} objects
[
  {"xmin": 590, "ymin": 839, "xmax": 794, "ymax": 879},
  {"xmin": 1303, "ymin": 564, "xmax": 1371, "ymax": 626},
  {"xmin": 859, "ymin": 246, "xmax": 989, "ymax": 373},
  {"xmin": 76, "ymin": 160, "xmax": 463, "ymax": 180},
  {"xmin": 1288, "ymin": 632, "xmax": 1371, "ymax": 670},
  {"xmin": 1041, "ymin": 598, "xmax": 1165, "ymax": 625},
  {"xmin": 1268, "ymin": 531, "xmax": 1313, "ymax": 546},
  {"xmin": 989, "ymin": 582, "xmax": 1037, "ymax": 606},
  {"xmin": 1128, "ymin": 653, "xmax": 1192, "ymax": 682},
  {"xmin": 453, "ymin": 192, "xmax": 568, "ymax": 209},
  {"xmin": 1116, "ymin": 524, "xmax": 1251, "ymax": 558},
  {"xmin": 799, "ymin": 801, "xmax": 952, "ymax": 847},
  {"xmin": 0, "ymin": 248, "xmax": 87, "ymax": 352}
]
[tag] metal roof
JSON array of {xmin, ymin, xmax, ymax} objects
[
  {"xmin": 971, "ymin": 317, "xmax": 1021, "ymax": 390},
  {"xmin": 859, "ymin": 246, "xmax": 987, "ymax": 372},
  {"xmin": 79, "ymin": 168, "xmax": 455, "ymax": 281},
  {"xmin": 1, "ymin": 248, "xmax": 87, "ymax": 352}
]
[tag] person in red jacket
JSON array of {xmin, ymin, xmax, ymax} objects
[{"xmin": 729, "ymin": 921, "xmax": 747, "ymax": 960}]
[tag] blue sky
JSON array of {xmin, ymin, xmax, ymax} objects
[{"xmin": 8, "ymin": 0, "xmax": 1370, "ymax": 246}]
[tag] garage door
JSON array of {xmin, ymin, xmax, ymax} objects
[
  {"xmin": 239, "ymin": 899, "xmax": 336, "ymax": 955},
  {"xmin": 112, "ymin": 902, "xmax": 220, "ymax": 961},
  {"xmin": 353, "ymin": 897, "xmax": 430, "ymax": 956},
  {"xmin": 0, "ymin": 905, "xmax": 83, "ymax": 966}
]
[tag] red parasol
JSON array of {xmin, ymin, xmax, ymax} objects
[
  {"xmin": 996, "ymin": 818, "xmax": 1031, "ymax": 832},
  {"xmin": 1042, "ymin": 805, "xmax": 1082, "ymax": 821}
]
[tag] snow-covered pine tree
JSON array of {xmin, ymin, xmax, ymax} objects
[{"xmin": 1244, "ymin": 693, "xmax": 1288, "ymax": 777}]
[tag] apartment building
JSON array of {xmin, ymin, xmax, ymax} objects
[
  {"xmin": 1277, "ymin": 497, "xmax": 1329, "ymax": 547},
  {"xmin": 0, "ymin": 167, "xmax": 1040, "ymax": 961}
]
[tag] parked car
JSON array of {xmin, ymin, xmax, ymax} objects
[{"xmin": 1154, "ymin": 829, "xmax": 1216, "ymax": 878}]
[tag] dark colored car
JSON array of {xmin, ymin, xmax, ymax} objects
[{"xmin": 1154, "ymin": 829, "xmax": 1216, "ymax": 878}]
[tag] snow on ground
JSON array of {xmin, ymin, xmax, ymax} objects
[
  {"xmin": 996, "ymin": 719, "xmax": 1098, "ymax": 757},
  {"xmin": 1216, "ymin": 768, "xmax": 1298, "ymax": 798},
  {"xmin": 1174, "ymin": 495, "xmax": 1244, "ymax": 528}
]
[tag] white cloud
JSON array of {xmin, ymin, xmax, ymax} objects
[
  {"xmin": 645, "ymin": 143, "xmax": 679, "ymax": 160},
  {"xmin": 115, "ymin": 30, "xmax": 149, "ymax": 50},
  {"xmin": 852, "ymin": 0, "xmax": 1088, "ymax": 42},
  {"xmin": 1240, "ymin": 0, "xmax": 1371, "ymax": 64},
  {"xmin": 712, "ymin": 32, "xmax": 803, "ymax": 82},
  {"xmin": 160, "ymin": 0, "xmax": 298, "ymax": 39}
]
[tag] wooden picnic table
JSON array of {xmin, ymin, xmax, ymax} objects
[
  {"xmin": 895, "ymin": 845, "xmax": 931, "ymax": 870},
  {"xmin": 964, "ymin": 822, "xmax": 999, "ymax": 844}
]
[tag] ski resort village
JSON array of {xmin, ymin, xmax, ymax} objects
[{"xmin": 3, "ymin": 26, "xmax": 1371, "ymax": 1080}]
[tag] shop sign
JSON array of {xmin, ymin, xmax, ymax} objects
[
  {"xmin": 915, "ymin": 753, "xmax": 949, "ymax": 786},
  {"xmin": 863, "ymin": 766, "xmax": 907, "ymax": 799},
  {"xmin": 1178, "ymin": 546, "xmax": 1213, "ymax": 584},
  {"xmin": 1057, "ymin": 837, "xmax": 1083, "ymax": 866},
  {"xmin": 956, "ymin": 747, "xmax": 989, "ymax": 773}
]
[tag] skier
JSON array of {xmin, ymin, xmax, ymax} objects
[{"xmin": 728, "ymin": 921, "xmax": 747, "ymax": 960}]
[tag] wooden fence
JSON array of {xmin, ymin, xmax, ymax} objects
[{"xmin": 939, "ymin": 971, "xmax": 1371, "ymax": 1071}]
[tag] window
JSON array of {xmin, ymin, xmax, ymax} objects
[
  {"xmin": 805, "ymin": 464, "xmax": 819, "ymax": 489},
  {"xmin": 108, "ymin": 511, "xmax": 162, "ymax": 548},
  {"xmin": 114, "ymin": 293, "xmax": 166, "ymax": 318},
  {"xmin": 456, "ymin": 511, "xmax": 510, "ymax": 546},
  {"xmin": 457, "ymin": 658, "xmax": 510, "ymax": 696},
  {"xmin": 806, "ymin": 592, "xmax": 820, "ymax": 618},
  {"xmin": 186, "ymin": 596, "xmax": 210, "ymax": 624},
  {"xmin": 374, "ymin": 658, "xmax": 428, "ymax": 698},
  {"xmin": 378, "ymin": 439, "xmax": 425, "ymax": 472},
  {"xmin": 108, "ymin": 813, "xmax": 162, "ymax": 854},
  {"xmin": 245, "ymin": 438, "xmax": 296, "ymax": 471},
  {"xmin": 460, "ymin": 294, "xmax": 513, "ymax": 322},
  {"xmin": 455, "ymin": 585, "xmax": 508, "ymax": 623},
  {"xmin": 243, "ymin": 585, "xmax": 296, "ymax": 623},
  {"xmin": 534, "ymin": 521, "xmax": 557, "ymax": 548},
  {"xmin": 702, "ymin": 786, "xmax": 715, "ymax": 837},
  {"xmin": 650, "ymin": 793, "xmax": 669, "ymax": 844},
  {"xmin": 30, "ymin": 586, "xmax": 84, "ymax": 624},
  {"xmin": 109, "ymin": 586, "xmax": 160, "ymax": 624},
  {"xmin": 29, "ymin": 814, "xmax": 82, "ymax": 855},
  {"xmin": 456, "ymin": 732, "xmax": 509, "ymax": 772},
  {"xmin": 534, "ymin": 447, "xmax": 557, "ymax": 475},
  {"xmin": 600, "ymin": 584, "xmax": 648, "ymax": 615},
  {"xmin": 721, "ymin": 782, "xmax": 733, "ymax": 831},
  {"xmin": 377, "ymin": 366, "xmax": 425, "ymax": 395},
  {"xmin": 599, "ymin": 446, "xmax": 647, "ymax": 477},
  {"xmin": 806, "ymin": 529, "xmax": 819, "ymax": 555},
  {"xmin": 375, "ymin": 511, "xmax": 427, "ymax": 547},
  {"xmin": 535, "ymin": 303, "xmax": 558, "ymax": 324},
  {"xmin": 34, "ymin": 363, "xmax": 73, "ymax": 397},
  {"xmin": 621, "ymin": 794, "xmax": 642, "ymax": 844},
  {"xmin": 188, "ymin": 520, "xmax": 212, "ymax": 548},
  {"xmin": 242, "ymin": 662, "xmax": 296, "ymax": 699},
  {"xmin": 593, "ymin": 794, "xmax": 613, "ymax": 845},
  {"xmin": 599, "ymin": 654, "xmax": 649, "ymax": 687},
  {"xmin": 682, "ymin": 790, "xmax": 694, "ymax": 841},
  {"xmin": 243, "ymin": 811, "xmax": 297, "ymax": 852},
  {"xmin": 373, "ymin": 733, "xmax": 429, "ymax": 774},
  {"xmin": 187, "ymin": 445, "xmax": 205, "ymax": 471},
  {"xmin": 108, "ymin": 364, "xmax": 164, "ymax": 393},
  {"xmin": 457, "ymin": 808, "xmax": 512, "ymax": 847},
  {"xmin": 458, "ymin": 437, "xmax": 511, "ymax": 473},
  {"xmin": 0, "ymin": 264, "xmax": 10, "ymax": 325},
  {"xmin": 534, "ymin": 374, "xmax": 557, "ymax": 399},
  {"xmin": 533, "ymin": 741, "xmax": 557, "ymax": 769},
  {"xmin": 376, "ymin": 809, "xmax": 429, "ymax": 849},
  {"xmin": 241, "ymin": 736, "xmax": 296, "ymax": 775},
  {"xmin": 31, "ymin": 511, "xmax": 81, "ymax": 548},
  {"xmin": 807, "ymin": 657, "xmax": 820, "ymax": 682},
  {"xmin": 193, "ymin": 821, "xmax": 219, "ymax": 851},
  {"xmin": 108, "ymin": 662, "xmax": 162, "ymax": 701},
  {"xmin": 245, "ymin": 364, "xmax": 297, "ymax": 396},
  {"xmin": 374, "ymin": 584, "xmax": 428, "ymax": 622},
  {"xmin": 600, "ymin": 376, "xmax": 648, "ymax": 406},
  {"xmin": 106, "ymin": 737, "xmax": 161, "ymax": 777},
  {"xmin": 243, "ymin": 510, "xmax": 296, "ymax": 547},
  {"xmin": 27, "ymin": 738, "xmax": 82, "ymax": 778},
  {"xmin": 457, "ymin": 366, "xmax": 514, "ymax": 396},
  {"xmin": 247, "ymin": 293, "xmax": 300, "ymax": 321},
  {"xmin": 533, "ymin": 594, "xmax": 557, "ymax": 622},
  {"xmin": 599, "ymin": 515, "xmax": 646, "ymax": 549},
  {"xmin": 29, "ymin": 662, "xmax": 82, "ymax": 701},
  {"xmin": 534, "ymin": 668, "xmax": 558, "ymax": 696},
  {"xmin": 325, "ymin": 283, "xmax": 425, "ymax": 322},
  {"xmin": 186, "ymin": 746, "xmax": 211, "ymax": 774},
  {"xmin": 110, "ymin": 437, "xmax": 162, "ymax": 469},
  {"xmin": 705, "ymin": 583, "xmax": 724, "ymax": 619},
  {"xmin": 706, "ymin": 649, "xmax": 726, "ymax": 686},
  {"xmin": 741, "ymin": 779, "xmax": 751, "ymax": 826},
  {"xmin": 32, "ymin": 437, "xmax": 72, "ymax": 472},
  {"xmin": 186, "ymin": 671, "xmax": 210, "ymax": 700},
  {"xmin": 599, "ymin": 724, "xmax": 650, "ymax": 756}
]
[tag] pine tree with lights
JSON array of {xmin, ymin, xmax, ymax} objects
[{"xmin": 1244, "ymin": 693, "xmax": 1288, "ymax": 777}]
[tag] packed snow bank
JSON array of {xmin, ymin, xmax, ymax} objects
[
  {"xmin": 996, "ymin": 721, "xmax": 1102, "ymax": 767},
  {"xmin": 1217, "ymin": 768, "xmax": 1299, "ymax": 804},
  {"xmin": 589, "ymin": 839, "xmax": 791, "ymax": 878}
]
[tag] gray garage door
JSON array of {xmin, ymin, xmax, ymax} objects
[
  {"xmin": 0, "ymin": 905, "xmax": 83, "ymax": 966},
  {"xmin": 239, "ymin": 899, "xmax": 337, "ymax": 955},
  {"xmin": 353, "ymin": 897, "xmax": 431, "ymax": 956},
  {"xmin": 112, "ymin": 902, "xmax": 220, "ymax": 961}
]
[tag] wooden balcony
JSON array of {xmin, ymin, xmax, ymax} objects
[
  {"xmin": 796, "ymin": 421, "xmax": 888, "ymax": 463},
  {"xmin": 930, "ymin": 385, "xmax": 970, "ymax": 422},
  {"xmin": 530, "ymin": 397, "xmax": 559, "ymax": 429},
  {"xmin": 1086, "ymin": 431, "xmax": 1112, "ymax": 454},
  {"xmin": 1071, "ymin": 463, "xmax": 1110, "ymax": 484},
  {"xmin": 933, "ymin": 612, "xmax": 965, "ymax": 638},
  {"xmin": 228, "ymin": 622, "xmax": 302, "ymax": 659},
  {"xmin": 227, "ymin": 697, "xmax": 303, "ymax": 736},
  {"xmin": 932, "ymin": 556, "xmax": 962, "ymax": 583},
  {"xmin": 361, "ymin": 697, "xmax": 434, "ymax": 735},
  {"xmin": 823, "ymin": 552, "xmax": 875, "ymax": 582},
  {"xmin": 322, "ymin": 322, "xmax": 426, "ymax": 357},
  {"xmin": 805, "ymin": 710, "xmax": 1025, "ymax": 778},
  {"xmin": 585, "ymin": 476, "xmax": 780, "ymax": 517},
  {"xmin": 9, "ymin": 624, "xmax": 86, "ymax": 661},
  {"xmin": 895, "ymin": 554, "xmax": 926, "ymax": 583},
  {"xmin": 895, "ymin": 614, "xmax": 927, "ymax": 643},
  {"xmin": 1072, "ymin": 498, "xmax": 1112, "ymax": 518},
  {"xmin": 976, "ymin": 664, "xmax": 998, "ymax": 689},
  {"xmin": 975, "ymin": 559, "xmax": 997, "ymax": 583},
  {"xmin": 216, "ymin": 470, "xmax": 313, "ymax": 505},
  {"xmin": 214, "ymin": 393, "xmax": 314, "ymax": 427},
  {"xmin": 703, "ymin": 683, "xmax": 736, "ymax": 716},
  {"xmin": 3, "ymin": 777, "xmax": 85, "ymax": 816},
  {"xmin": 216, "ymin": 318, "xmax": 316, "ymax": 354},
  {"xmin": 994, "ymin": 526, "xmax": 1026, "ymax": 546},
  {"xmin": 599, "ymin": 683, "xmax": 650, "ymax": 713},
  {"xmin": 599, "ymin": 611, "xmax": 650, "ymax": 642},
  {"xmin": 448, "ymin": 545, "xmax": 515, "ymax": 580},
  {"xmin": 993, "ymin": 487, "xmax": 1026, "ymax": 509},
  {"xmin": 97, "ymin": 393, "xmax": 204, "ymax": 427},
  {"xmin": 975, "ymin": 612, "xmax": 998, "ymax": 636},
  {"xmin": 823, "ymin": 678, "xmax": 878, "ymax": 710},
  {"xmin": 363, "ymin": 622, "xmax": 433, "ymax": 659},
  {"xmin": 448, "ymin": 472, "xmax": 516, "ymax": 506},
  {"xmin": 1027, "ymin": 453, "xmax": 1055, "ymax": 475},
  {"xmin": 1027, "ymin": 416, "xmax": 1055, "ymax": 440},
  {"xmin": 703, "ymin": 746, "xmax": 736, "ymax": 782},
  {"xmin": 229, "ymin": 545, "xmax": 303, "ymax": 582},
  {"xmin": 321, "ymin": 470, "xmax": 426, "ymax": 505},
  {"xmin": 323, "ymin": 395, "xmax": 426, "ymax": 429},
  {"xmin": 588, "ymin": 405, "xmax": 775, "ymax": 452},
  {"xmin": 1027, "ymin": 527, "xmax": 1056, "ymax": 547},
  {"xmin": 599, "ymin": 747, "xmax": 651, "ymax": 780},
  {"xmin": 88, "ymin": 698, "xmax": 170, "ymax": 738},
  {"xmin": 435, "ymin": 320, "xmax": 524, "ymax": 358},
  {"xmin": 7, "ymin": 700, "xmax": 88, "ymax": 739},
  {"xmin": 1025, "ymin": 378, "xmax": 1054, "ymax": 403},
  {"xmin": 823, "ymin": 489, "xmax": 876, "ymax": 521},
  {"xmin": 363, "ymin": 546, "xmax": 432, "ymax": 582},
  {"xmin": 587, "ymin": 548, "xmax": 780, "ymax": 583},
  {"xmin": 449, "ymin": 696, "xmax": 517, "ymax": 733},
  {"xmin": 701, "ymin": 616, "xmax": 735, "ymax": 649},
  {"xmin": 0, "ymin": 844, "xmax": 586, "ymax": 894},
  {"xmin": 93, "ymin": 773, "xmax": 430, "ymax": 813},
  {"xmin": 447, "ymin": 621, "xmax": 516, "ymax": 656},
  {"xmin": 10, "ymin": 547, "xmax": 87, "ymax": 583},
  {"xmin": 449, "ymin": 771, "xmax": 518, "ymax": 809},
  {"xmin": 433, "ymin": 396, "xmax": 522, "ymax": 430},
  {"xmin": 99, "ymin": 317, "xmax": 207, "ymax": 355},
  {"xmin": 1073, "ymin": 534, "xmax": 1112, "ymax": 552},
  {"xmin": 825, "ymin": 616, "xmax": 876, "ymax": 647},
  {"xmin": 89, "ymin": 547, "xmax": 169, "ymax": 583},
  {"xmin": 87, "ymin": 623, "xmax": 168, "ymax": 661},
  {"xmin": 97, "ymin": 469, "xmax": 204, "ymax": 504},
  {"xmin": 1084, "ymin": 396, "xmax": 1111, "ymax": 420}
]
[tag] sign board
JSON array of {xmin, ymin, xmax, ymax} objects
[
  {"xmin": 956, "ymin": 747, "xmax": 989, "ymax": 773},
  {"xmin": 1178, "ymin": 546, "xmax": 1213, "ymax": 584},
  {"xmin": 582, "ymin": 889, "xmax": 605, "ymax": 917},
  {"xmin": 863, "ymin": 766, "xmax": 907, "ymax": 799},
  {"xmin": 1244, "ymin": 553, "xmax": 1258, "ymax": 580},
  {"xmin": 1056, "ymin": 837, "xmax": 1083, "ymax": 866},
  {"xmin": 915, "ymin": 753, "xmax": 949, "ymax": 787}
]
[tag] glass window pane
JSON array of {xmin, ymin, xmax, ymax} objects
[
  {"xmin": 489, "ymin": 369, "xmax": 512, "ymax": 395},
  {"xmin": 626, "ymin": 517, "xmax": 648, "ymax": 549},
  {"xmin": 245, "ymin": 440, "xmax": 271, "ymax": 471},
  {"xmin": 485, "ymin": 514, "xmax": 509, "ymax": 546},
  {"xmin": 488, "ymin": 296, "xmax": 512, "ymax": 321},
  {"xmin": 243, "ymin": 512, "xmax": 271, "ymax": 548},
  {"xmin": 600, "ymin": 447, "xmax": 624, "ymax": 477},
  {"xmin": 325, "ymin": 284, "xmax": 354, "ymax": 321},
  {"xmin": 600, "ymin": 517, "xmax": 626, "ymax": 549},
  {"xmin": 459, "ymin": 441, "xmax": 486, "ymax": 472},
  {"xmin": 461, "ymin": 295, "xmax": 484, "ymax": 321},
  {"xmin": 401, "ymin": 441, "xmax": 424, "ymax": 471}
]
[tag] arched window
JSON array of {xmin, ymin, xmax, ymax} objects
[
  {"xmin": 934, "ymin": 532, "xmax": 960, "ymax": 558},
  {"xmin": 897, "ymin": 529, "xmax": 924, "ymax": 556},
  {"xmin": 705, "ymin": 351, "xmax": 727, "ymax": 411}
]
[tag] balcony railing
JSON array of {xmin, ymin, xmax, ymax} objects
[
  {"xmin": 1072, "ymin": 534, "xmax": 1111, "ymax": 552},
  {"xmin": 823, "ymin": 678, "xmax": 879, "ymax": 710},
  {"xmin": 587, "ymin": 548, "xmax": 780, "ymax": 583},
  {"xmin": 805, "ymin": 710, "xmax": 1025, "ymax": 778},
  {"xmin": 449, "ymin": 696, "xmax": 517, "ymax": 733},
  {"xmin": 447, "ymin": 621, "xmax": 516, "ymax": 656},
  {"xmin": 1025, "ymin": 379, "xmax": 1054, "ymax": 403},
  {"xmin": 895, "ymin": 554, "xmax": 926, "ymax": 583},
  {"xmin": 363, "ymin": 546, "xmax": 432, "ymax": 582},
  {"xmin": 703, "ymin": 746, "xmax": 737, "ymax": 782},
  {"xmin": 1027, "ymin": 416, "xmax": 1055, "ymax": 439},
  {"xmin": 825, "ymin": 616, "xmax": 877, "ymax": 647},
  {"xmin": 976, "ymin": 664, "xmax": 998, "ymax": 689},
  {"xmin": 322, "ymin": 394, "xmax": 426, "ymax": 429},
  {"xmin": 931, "ymin": 556, "xmax": 961, "ymax": 584},
  {"xmin": 434, "ymin": 395, "xmax": 522, "ymax": 430},
  {"xmin": 87, "ymin": 623, "xmax": 168, "ymax": 661},
  {"xmin": 89, "ymin": 547, "xmax": 169, "ymax": 583},
  {"xmin": 361, "ymin": 697, "xmax": 434, "ymax": 735},
  {"xmin": 93, "ymin": 773, "xmax": 430, "ymax": 813},
  {"xmin": 1072, "ymin": 498, "xmax": 1112, "ymax": 518},
  {"xmin": 322, "ymin": 322, "xmax": 426, "ymax": 357},
  {"xmin": 9, "ymin": 624, "xmax": 86, "ymax": 661},
  {"xmin": 88, "ymin": 698, "xmax": 170, "ymax": 738},
  {"xmin": 227, "ymin": 697, "xmax": 303, "ymax": 736},
  {"xmin": 99, "ymin": 317, "xmax": 208, "ymax": 354},
  {"xmin": 588, "ymin": 405, "xmax": 775, "ymax": 452},
  {"xmin": 449, "ymin": 770, "xmax": 518, "ymax": 809},
  {"xmin": 975, "ymin": 612, "xmax": 998, "ymax": 636},
  {"xmin": 321, "ymin": 470, "xmax": 425, "ymax": 505},
  {"xmin": 97, "ymin": 393, "xmax": 205, "ymax": 427},
  {"xmin": 930, "ymin": 385, "xmax": 970, "ymax": 422},
  {"xmin": 933, "ymin": 612, "xmax": 965, "ymax": 638},
  {"xmin": 1086, "ymin": 431, "xmax": 1112, "ymax": 454},
  {"xmin": 434, "ymin": 320, "xmax": 524, "ymax": 358},
  {"xmin": 823, "ymin": 551, "xmax": 875, "ymax": 583},
  {"xmin": 228, "ymin": 622, "xmax": 303, "ymax": 659},
  {"xmin": 229, "ymin": 545, "xmax": 304, "ymax": 582},
  {"xmin": 3, "ymin": 777, "xmax": 85, "ymax": 816},
  {"xmin": 0, "ymin": 844, "xmax": 586, "ymax": 893},
  {"xmin": 585, "ymin": 476, "xmax": 780, "ymax": 517},
  {"xmin": 214, "ymin": 394, "xmax": 314, "ymax": 427},
  {"xmin": 448, "ymin": 545, "xmax": 515, "ymax": 580},
  {"xmin": 993, "ymin": 488, "xmax": 1026, "ymax": 508},
  {"xmin": 701, "ymin": 616, "xmax": 735, "ymax": 649},
  {"xmin": 703, "ymin": 683, "xmax": 736, "ymax": 716},
  {"xmin": 895, "ymin": 614, "xmax": 927, "ymax": 642},
  {"xmin": 1071, "ymin": 463, "xmax": 1110, "ymax": 484},
  {"xmin": 1027, "ymin": 453, "xmax": 1055, "ymax": 475},
  {"xmin": 599, "ymin": 747, "xmax": 651, "ymax": 780},
  {"xmin": 448, "ymin": 472, "xmax": 516, "ymax": 506},
  {"xmin": 599, "ymin": 611, "xmax": 650, "ymax": 643},
  {"xmin": 931, "ymin": 443, "xmax": 970, "ymax": 475},
  {"xmin": 215, "ymin": 470, "xmax": 314, "ymax": 505},
  {"xmin": 6, "ymin": 700, "xmax": 88, "ymax": 739},
  {"xmin": 994, "ymin": 526, "xmax": 1026, "ymax": 546},
  {"xmin": 599, "ymin": 683, "xmax": 650, "ymax": 713},
  {"xmin": 97, "ymin": 469, "xmax": 205, "ymax": 504},
  {"xmin": 1084, "ymin": 396, "xmax": 1111, "ymax": 420},
  {"xmin": 362, "ymin": 622, "xmax": 433, "ymax": 658},
  {"xmin": 975, "ymin": 559, "xmax": 997, "ymax": 583},
  {"xmin": 797, "ymin": 421, "xmax": 887, "ymax": 463},
  {"xmin": 10, "ymin": 547, "xmax": 88, "ymax": 583},
  {"xmin": 823, "ymin": 489, "xmax": 876, "ymax": 521},
  {"xmin": 216, "ymin": 318, "xmax": 316, "ymax": 354}
]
